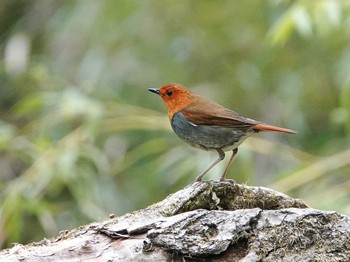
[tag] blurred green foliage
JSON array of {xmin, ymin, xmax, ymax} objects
[{"xmin": 0, "ymin": 0, "xmax": 350, "ymax": 249}]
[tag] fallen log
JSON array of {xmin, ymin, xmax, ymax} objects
[{"xmin": 1, "ymin": 181, "xmax": 349, "ymax": 261}]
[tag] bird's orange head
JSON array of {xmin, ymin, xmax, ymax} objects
[{"xmin": 148, "ymin": 83, "xmax": 193, "ymax": 120}]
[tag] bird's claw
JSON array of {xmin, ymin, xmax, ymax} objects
[{"xmin": 220, "ymin": 178, "xmax": 236, "ymax": 184}]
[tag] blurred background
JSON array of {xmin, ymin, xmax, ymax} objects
[{"xmin": 0, "ymin": 0, "xmax": 350, "ymax": 249}]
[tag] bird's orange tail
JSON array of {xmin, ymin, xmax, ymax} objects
[{"xmin": 253, "ymin": 124, "xmax": 297, "ymax": 134}]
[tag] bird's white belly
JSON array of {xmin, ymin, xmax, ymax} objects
[{"xmin": 221, "ymin": 134, "xmax": 249, "ymax": 152}]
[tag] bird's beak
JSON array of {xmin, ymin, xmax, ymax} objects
[{"xmin": 148, "ymin": 88, "xmax": 160, "ymax": 95}]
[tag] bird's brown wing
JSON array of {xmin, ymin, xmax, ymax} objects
[
  {"xmin": 181, "ymin": 103, "xmax": 297, "ymax": 134},
  {"xmin": 180, "ymin": 103, "xmax": 260, "ymax": 129}
]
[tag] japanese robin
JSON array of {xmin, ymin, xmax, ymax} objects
[{"xmin": 148, "ymin": 83, "xmax": 296, "ymax": 181}]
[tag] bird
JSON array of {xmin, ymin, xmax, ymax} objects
[{"xmin": 148, "ymin": 83, "xmax": 296, "ymax": 181}]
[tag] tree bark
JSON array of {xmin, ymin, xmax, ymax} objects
[{"xmin": 1, "ymin": 181, "xmax": 349, "ymax": 261}]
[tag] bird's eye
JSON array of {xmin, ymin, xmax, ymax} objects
[{"xmin": 166, "ymin": 89, "xmax": 173, "ymax": 96}]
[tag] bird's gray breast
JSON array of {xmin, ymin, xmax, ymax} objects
[{"xmin": 171, "ymin": 112, "xmax": 250, "ymax": 151}]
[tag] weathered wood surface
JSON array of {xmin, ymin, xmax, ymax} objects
[{"xmin": 1, "ymin": 181, "xmax": 349, "ymax": 261}]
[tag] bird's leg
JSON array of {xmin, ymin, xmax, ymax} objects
[
  {"xmin": 195, "ymin": 149, "xmax": 225, "ymax": 181},
  {"xmin": 220, "ymin": 148, "xmax": 238, "ymax": 181}
]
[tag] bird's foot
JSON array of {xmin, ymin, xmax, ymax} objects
[
  {"xmin": 219, "ymin": 178, "xmax": 236, "ymax": 184},
  {"xmin": 194, "ymin": 177, "xmax": 203, "ymax": 182},
  {"xmin": 195, "ymin": 173, "xmax": 205, "ymax": 182}
]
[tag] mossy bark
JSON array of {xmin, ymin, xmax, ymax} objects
[{"xmin": 1, "ymin": 181, "xmax": 349, "ymax": 261}]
